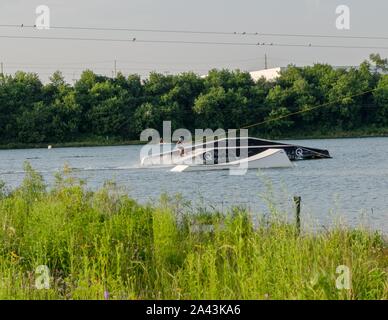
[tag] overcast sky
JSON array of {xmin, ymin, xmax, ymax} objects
[{"xmin": 0, "ymin": 0, "xmax": 387, "ymax": 82}]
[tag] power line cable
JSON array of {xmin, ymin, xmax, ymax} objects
[
  {"xmin": 2, "ymin": 34, "xmax": 388, "ymax": 50},
  {"xmin": 190, "ymin": 87, "xmax": 383, "ymax": 142},
  {"xmin": 1, "ymin": 24, "xmax": 388, "ymax": 41},
  {"xmin": 241, "ymin": 88, "xmax": 380, "ymax": 130}
]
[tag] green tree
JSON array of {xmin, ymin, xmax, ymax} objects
[
  {"xmin": 264, "ymin": 107, "xmax": 294, "ymax": 136},
  {"xmin": 133, "ymin": 102, "xmax": 163, "ymax": 134},
  {"xmin": 369, "ymin": 53, "xmax": 388, "ymax": 72},
  {"xmin": 87, "ymin": 81, "xmax": 130, "ymax": 137},
  {"xmin": 373, "ymin": 75, "xmax": 388, "ymax": 126},
  {"xmin": 193, "ymin": 87, "xmax": 226, "ymax": 129},
  {"xmin": 44, "ymin": 72, "xmax": 81, "ymax": 141},
  {"xmin": 1, "ymin": 55, "xmax": 388, "ymax": 145},
  {"xmin": 326, "ymin": 63, "xmax": 374, "ymax": 129},
  {"xmin": 74, "ymin": 70, "xmax": 108, "ymax": 134},
  {"xmin": 160, "ymin": 72, "xmax": 204, "ymax": 130},
  {"xmin": 0, "ymin": 72, "xmax": 44, "ymax": 142}
]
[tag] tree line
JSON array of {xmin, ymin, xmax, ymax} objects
[{"xmin": 1, "ymin": 54, "xmax": 388, "ymax": 144}]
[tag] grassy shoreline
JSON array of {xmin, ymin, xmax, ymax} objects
[
  {"xmin": 1, "ymin": 128, "xmax": 388, "ymax": 150},
  {"xmin": 0, "ymin": 164, "xmax": 386, "ymax": 300},
  {"xmin": 0, "ymin": 139, "xmax": 146, "ymax": 150}
]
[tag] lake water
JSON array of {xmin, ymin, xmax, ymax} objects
[{"xmin": 0, "ymin": 137, "xmax": 387, "ymax": 233}]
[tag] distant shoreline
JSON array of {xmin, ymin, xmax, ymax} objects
[
  {"xmin": 1, "ymin": 130, "xmax": 388, "ymax": 150},
  {"xmin": 0, "ymin": 140, "xmax": 146, "ymax": 150}
]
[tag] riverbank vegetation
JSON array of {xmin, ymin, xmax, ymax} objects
[
  {"xmin": 1, "ymin": 54, "xmax": 388, "ymax": 146},
  {"xmin": 0, "ymin": 164, "xmax": 386, "ymax": 300}
]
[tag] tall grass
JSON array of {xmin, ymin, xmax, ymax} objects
[{"xmin": 0, "ymin": 163, "xmax": 386, "ymax": 300}]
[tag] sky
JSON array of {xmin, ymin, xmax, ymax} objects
[{"xmin": 0, "ymin": 0, "xmax": 387, "ymax": 83}]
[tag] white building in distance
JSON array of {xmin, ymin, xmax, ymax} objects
[
  {"xmin": 249, "ymin": 67, "xmax": 284, "ymax": 82},
  {"xmin": 203, "ymin": 65, "xmax": 384, "ymax": 83},
  {"xmin": 201, "ymin": 67, "xmax": 284, "ymax": 82},
  {"xmin": 248, "ymin": 65, "xmax": 387, "ymax": 82}
]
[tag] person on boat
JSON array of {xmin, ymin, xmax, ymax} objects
[
  {"xmin": 176, "ymin": 136, "xmax": 185, "ymax": 157},
  {"xmin": 160, "ymin": 138, "xmax": 164, "ymax": 144}
]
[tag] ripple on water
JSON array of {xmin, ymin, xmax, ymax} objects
[{"xmin": 0, "ymin": 138, "xmax": 387, "ymax": 233}]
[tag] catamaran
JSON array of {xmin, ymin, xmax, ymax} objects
[{"xmin": 140, "ymin": 137, "xmax": 331, "ymax": 172}]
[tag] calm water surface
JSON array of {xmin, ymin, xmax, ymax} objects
[{"xmin": 0, "ymin": 137, "xmax": 387, "ymax": 233}]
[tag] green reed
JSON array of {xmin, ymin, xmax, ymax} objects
[{"xmin": 0, "ymin": 163, "xmax": 386, "ymax": 300}]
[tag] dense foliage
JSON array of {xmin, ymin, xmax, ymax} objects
[
  {"xmin": 0, "ymin": 165, "xmax": 386, "ymax": 299},
  {"xmin": 1, "ymin": 54, "xmax": 388, "ymax": 144}
]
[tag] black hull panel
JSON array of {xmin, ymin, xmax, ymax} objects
[{"xmin": 198, "ymin": 138, "xmax": 331, "ymax": 162}]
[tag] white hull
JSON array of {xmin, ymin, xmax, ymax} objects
[{"xmin": 170, "ymin": 149, "xmax": 292, "ymax": 172}]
